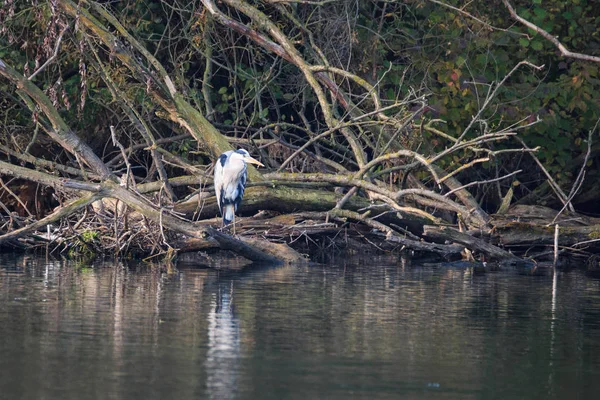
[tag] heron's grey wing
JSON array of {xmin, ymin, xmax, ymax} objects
[
  {"xmin": 234, "ymin": 166, "xmax": 248, "ymax": 212},
  {"xmin": 214, "ymin": 153, "xmax": 228, "ymax": 213}
]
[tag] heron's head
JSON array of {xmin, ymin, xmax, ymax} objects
[{"xmin": 231, "ymin": 149, "xmax": 264, "ymax": 167}]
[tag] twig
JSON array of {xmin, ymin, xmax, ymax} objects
[
  {"xmin": 396, "ymin": 188, "xmax": 470, "ymax": 215},
  {"xmin": 110, "ymin": 126, "xmax": 133, "ymax": 190},
  {"xmin": 28, "ymin": 26, "xmax": 69, "ymax": 81},
  {"xmin": 87, "ymin": 37, "xmax": 176, "ymax": 200},
  {"xmin": 515, "ymin": 137, "xmax": 572, "ymax": 211},
  {"xmin": 429, "ymin": 0, "xmax": 523, "ymax": 36},
  {"xmin": 572, "ymin": 238, "xmax": 600, "ymax": 248},
  {"xmin": 444, "ymin": 170, "xmax": 522, "ymax": 197},
  {"xmin": 0, "ymin": 178, "xmax": 33, "ymax": 218},
  {"xmin": 266, "ymin": 0, "xmax": 339, "ymax": 4},
  {"xmin": 438, "ymin": 157, "xmax": 490, "ymax": 184},
  {"xmin": 355, "ymin": 149, "xmax": 440, "ymax": 185},
  {"xmin": 334, "ymin": 187, "xmax": 358, "ymax": 210},
  {"xmin": 0, "ymin": 144, "xmax": 100, "ymax": 180},
  {"xmin": 422, "ymin": 119, "xmax": 457, "ymax": 143},
  {"xmin": 105, "ymin": 134, "xmax": 190, "ymax": 167},
  {"xmin": 423, "ymin": 225, "xmax": 523, "ymax": 262},
  {"xmin": 552, "ymin": 120, "xmax": 597, "ymax": 223},
  {"xmin": 0, "ymin": 193, "xmax": 102, "ymax": 245},
  {"xmin": 456, "ymin": 61, "xmax": 543, "ymax": 142},
  {"xmin": 329, "ymin": 208, "xmax": 463, "ymax": 256},
  {"xmin": 24, "ymin": 123, "xmax": 39, "ymax": 154}
]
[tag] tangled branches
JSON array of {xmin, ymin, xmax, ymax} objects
[{"xmin": 0, "ymin": 0, "xmax": 594, "ymax": 264}]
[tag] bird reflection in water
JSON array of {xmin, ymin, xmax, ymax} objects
[{"xmin": 205, "ymin": 279, "xmax": 240, "ymax": 399}]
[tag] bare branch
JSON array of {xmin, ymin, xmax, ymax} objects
[
  {"xmin": 429, "ymin": 0, "xmax": 522, "ymax": 36},
  {"xmin": 0, "ymin": 57, "xmax": 113, "ymax": 181},
  {"xmin": 28, "ymin": 25, "xmax": 69, "ymax": 81},
  {"xmin": 552, "ymin": 119, "xmax": 598, "ymax": 223},
  {"xmin": 444, "ymin": 170, "xmax": 522, "ymax": 198}
]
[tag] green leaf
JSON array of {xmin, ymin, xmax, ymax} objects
[
  {"xmin": 519, "ymin": 37, "xmax": 530, "ymax": 47},
  {"xmin": 533, "ymin": 7, "xmax": 547, "ymax": 19},
  {"xmin": 531, "ymin": 40, "xmax": 544, "ymax": 51},
  {"xmin": 475, "ymin": 54, "xmax": 488, "ymax": 67}
]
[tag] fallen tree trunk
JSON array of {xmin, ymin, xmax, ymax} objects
[
  {"xmin": 174, "ymin": 186, "xmax": 373, "ymax": 217},
  {"xmin": 2, "ymin": 162, "xmax": 599, "ymax": 263},
  {"xmin": 493, "ymin": 221, "xmax": 600, "ymax": 250},
  {"xmin": 423, "ymin": 225, "xmax": 523, "ymax": 263},
  {"xmin": 490, "ymin": 205, "xmax": 600, "ymax": 252}
]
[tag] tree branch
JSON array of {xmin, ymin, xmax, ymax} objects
[
  {"xmin": 0, "ymin": 58, "xmax": 113, "ymax": 180},
  {"xmin": 502, "ymin": 0, "xmax": 600, "ymax": 64}
]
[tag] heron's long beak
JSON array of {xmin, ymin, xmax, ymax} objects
[{"xmin": 246, "ymin": 156, "xmax": 264, "ymax": 167}]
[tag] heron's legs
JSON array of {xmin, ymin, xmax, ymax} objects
[{"xmin": 232, "ymin": 213, "xmax": 236, "ymax": 236}]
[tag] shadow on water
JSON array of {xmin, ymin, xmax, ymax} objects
[{"xmin": 2, "ymin": 253, "xmax": 600, "ymax": 399}]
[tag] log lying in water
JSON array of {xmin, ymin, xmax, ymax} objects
[
  {"xmin": 423, "ymin": 225, "xmax": 522, "ymax": 263},
  {"xmin": 493, "ymin": 221, "xmax": 600, "ymax": 251},
  {"xmin": 490, "ymin": 205, "xmax": 600, "ymax": 252}
]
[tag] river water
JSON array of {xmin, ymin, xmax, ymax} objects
[{"xmin": 1, "ymin": 253, "xmax": 600, "ymax": 399}]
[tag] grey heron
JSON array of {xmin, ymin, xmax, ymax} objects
[{"xmin": 214, "ymin": 149, "xmax": 264, "ymax": 231}]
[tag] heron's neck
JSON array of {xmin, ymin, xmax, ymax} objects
[{"xmin": 226, "ymin": 158, "xmax": 246, "ymax": 174}]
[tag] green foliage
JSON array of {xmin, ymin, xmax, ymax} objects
[
  {"xmin": 355, "ymin": 0, "xmax": 600, "ymax": 185},
  {"xmin": 1, "ymin": 0, "xmax": 599, "ymax": 201},
  {"xmin": 68, "ymin": 230, "xmax": 101, "ymax": 259}
]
